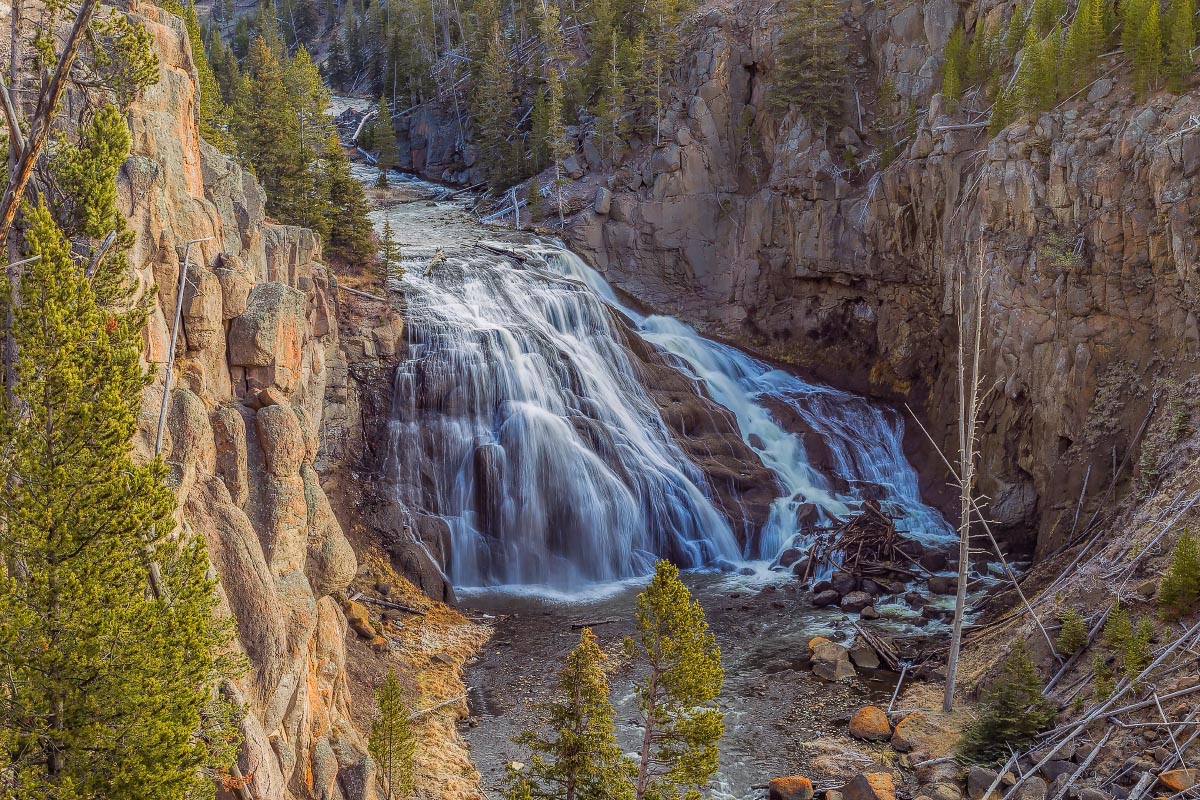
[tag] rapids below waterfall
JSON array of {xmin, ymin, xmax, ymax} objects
[{"xmin": 367, "ymin": 170, "xmax": 953, "ymax": 592}]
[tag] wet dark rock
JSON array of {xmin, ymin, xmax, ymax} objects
[
  {"xmin": 813, "ymin": 590, "xmax": 841, "ymax": 607},
  {"xmin": 778, "ymin": 547, "xmax": 806, "ymax": 568},
  {"xmin": 831, "ymin": 571, "xmax": 858, "ymax": 595},
  {"xmin": 791, "ymin": 558, "xmax": 812, "ymax": 577},
  {"xmin": 861, "ymin": 578, "xmax": 885, "ymax": 595},
  {"xmin": 860, "ymin": 605, "xmax": 880, "ymax": 619},
  {"xmin": 1078, "ymin": 789, "xmax": 1111, "ymax": 800},
  {"xmin": 809, "ymin": 637, "xmax": 856, "ymax": 682},
  {"xmin": 813, "ymin": 580, "xmax": 834, "ymax": 594},
  {"xmin": 848, "ymin": 639, "xmax": 880, "ymax": 669},
  {"xmin": 928, "ymin": 575, "xmax": 958, "ymax": 594},
  {"xmin": 840, "ymin": 591, "xmax": 873, "ymax": 612},
  {"xmin": 919, "ymin": 552, "xmax": 949, "ymax": 572}
]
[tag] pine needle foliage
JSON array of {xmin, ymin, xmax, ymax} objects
[
  {"xmin": 374, "ymin": 95, "xmax": 399, "ymax": 186},
  {"xmin": 379, "ymin": 217, "xmax": 404, "ymax": 284},
  {"xmin": 49, "ymin": 104, "xmax": 132, "ymax": 241},
  {"xmin": 472, "ymin": 21, "xmax": 517, "ymax": 184},
  {"xmin": 1057, "ymin": 608, "xmax": 1089, "ymax": 655},
  {"xmin": 1160, "ymin": 528, "xmax": 1200, "ymax": 618},
  {"xmin": 626, "ymin": 561, "xmax": 724, "ymax": 800},
  {"xmin": 769, "ymin": 0, "xmax": 847, "ymax": 128},
  {"xmin": 0, "ymin": 202, "xmax": 238, "ymax": 800},
  {"xmin": 369, "ymin": 668, "xmax": 417, "ymax": 800},
  {"xmin": 1164, "ymin": 0, "xmax": 1197, "ymax": 90},
  {"xmin": 512, "ymin": 628, "xmax": 634, "ymax": 800},
  {"xmin": 960, "ymin": 641, "xmax": 1056, "ymax": 763}
]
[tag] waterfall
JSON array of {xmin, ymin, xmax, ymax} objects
[
  {"xmin": 536, "ymin": 247, "xmax": 955, "ymax": 558},
  {"xmin": 384, "ymin": 228, "xmax": 951, "ymax": 590},
  {"xmin": 385, "ymin": 242, "xmax": 743, "ymax": 589}
]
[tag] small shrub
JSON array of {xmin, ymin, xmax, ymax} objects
[
  {"xmin": 961, "ymin": 641, "xmax": 1057, "ymax": 762},
  {"xmin": 1056, "ymin": 608, "xmax": 1089, "ymax": 655},
  {"xmin": 1093, "ymin": 653, "xmax": 1115, "ymax": 699},
  {"xmin": 1102, "ymin": 602, "xmax": 1131, "ymax": 651},
  {"xmin": 1123, "ymin": 617, "xmax": 1155, "ymax": 684},
  {"xmin": 1160, "ymin": 529, "xmax": 1200, "ymax": 619}
]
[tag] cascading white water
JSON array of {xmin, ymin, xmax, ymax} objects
[
  {"xmin": 379, "ymin": 199, "xmax": 951, "ymax": 590},
  {"xmin": 536, "ymin": 246, "xmax": 955, "ymax": 560},
  {"xmin": 386, "ymin": 240, "xmax": 743, "ymax": 589}
]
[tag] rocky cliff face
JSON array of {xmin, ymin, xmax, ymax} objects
[
  {"xmin": 120, "ymin": 4, "xmax": 465, "ymax": 797},
  {"xmin": 559, "ymin": 0, "xmax": 1200, "ymax": 557}
]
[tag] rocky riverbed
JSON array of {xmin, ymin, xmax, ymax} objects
[{"xmin": 458, "ymin": 571, "xmax": 911, "ymax": 800}]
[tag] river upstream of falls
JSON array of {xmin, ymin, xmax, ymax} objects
[{"xmin": 355, "ymin": 162, "xmax": 957, "ymax": 799}]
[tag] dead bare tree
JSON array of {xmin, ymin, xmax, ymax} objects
[
  {"xmin": 0, "ymin": 0, "xmax": 101, "ymax": 249},
  {"xmin": 943, "ymin": 238, "xmax": 989, "ymax": 712}
]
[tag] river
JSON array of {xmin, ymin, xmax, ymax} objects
[{"xmin": 344, "ymin": 141, "xmax": 955, "ymax": 798}]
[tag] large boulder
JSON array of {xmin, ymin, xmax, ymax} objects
[
  {"xmin": 770, "ymin": 777, "xmax": 815, "ymax": 800},
  {"xmin": 809, "ymin": 636, "xmax": 856, "ymax": 682},
  {"xmin": 1159, "ymin": 770, "xmax": 1198, "ymax": 792},
  {"xmin": 229, "ymin": 281, "xmax": 306, "ymax": 393},
  {"xmin": 844, "ymin": 773, "xmax": 897, "ymax": 800},
  {"xmin": 849, "ymin": 706, "xmax": 892, "ymax": 741}
]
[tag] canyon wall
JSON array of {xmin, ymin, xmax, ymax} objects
[
  {"xmin": 558, "ymin": 0, "xmax": 1200, "ymax": 556},
  {"xmin": 119, "ymin": 5, "xmax": 456, "ymax": 797}
]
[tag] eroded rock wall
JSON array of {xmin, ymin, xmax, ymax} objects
[
  {"xmin": 564, "ymin": 0, "xmax": 1200, "ymax": 556},
  {"xmin": 119, "ymin": 4, "xmax": 423, "ymax": 797}
]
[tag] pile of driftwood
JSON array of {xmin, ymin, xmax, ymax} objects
[{"xmin": 794, "ymin": 500, "xmax": 919, "ymax": 582}]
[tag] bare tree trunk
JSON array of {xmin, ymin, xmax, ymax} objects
[
  {"xmin": 943, "ymin": 241, "xmax": 987, "ymax": 712},
  {"xmin": 0, "ymin": 0, "xmax": 101, "ymax": 249}
]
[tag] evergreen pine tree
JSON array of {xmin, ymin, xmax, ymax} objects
[
  {"xmin": 1057, "ymin": 608, "xmax": 1089, "ymax": 655},
  {"xmin": 473, "ymin": 20, "xmax": 516, "ymax": 183},
  {"xmin": 967, "ymin": 21, "xmax": 994, "ymax": 86},
  {"xmin": 1064, "ymin": 0, "xmax": 1104, "ymax": 87},
  {"xmin": 626, "ymin": 561, "xmax": 724, "ymax": 800},
  {"xmin": 375, "ymin": 95, "xmax": 399, "ymax": 186},
  {"xmin": 325, "ymin": 139, "xmax": 377, "ymax": 266},
  {"xmin": 989, "ymin": 84, "xmax": 1017, "ymax": 135},
  {"xmin": 1006, "ymin": 3, "xmax": 1031, "ymax": 55},
  {"xmin": 960, "ymin": 641, "xmax": 1057, "ymax": 762},
  {"xmin": 942, "ymin": 23, "xmax": 968, "ymax": 104},
  {"xmin": 527, "ymin": 175, "xmax": 545, "ymax": 223},
  {"xmin": 233, "ymin": 37, "xmax": 309, "ymax": 223},
  {"xmin": 1164, "ymin": 0, "xmax": 1196, "ymax": 90},
  {"xmin": 1033, "ymin": 0, "xmax": 1066, "ymax": 35},
  {"xmin": 545, "ymin": 68, "xmax": 570, "ymax": 227},
  {"xmin": 369, "ymin": 668, "xmax": 416, "ymax": 800},
  {"xmin": 595, "ymin": 36, "xmax": 627, "ymax": 161},
  {"xmin": 1093, "ymin": 653, "xmax": 1115, "ymax": 698},
  {"xmin": 530, "ymin": 86, "xmax": 551, "ymax": 172},
  {"xmin": 50, "ymin": 104, "xmax": 132, "ymax": 241},
  {"xmin": 769, "ymin": 0, "xmax": 847, "ymax": 128},
  {"xmin": 379, "ymin": 216, "xmax": 404, "ymax": 283},
  {"xmin": 513, "ymin": 628, "xmax": 635, "ymax": 800},
  {"xmin": 1103, "ymin": 601, "xmax": 1133, "ymax": 650},
  {"xmin": 0, "ymin": 201, "xmax": 238, "ymax": 800},
  {"xmin": 1131, "ymin": 0, "xmax": 1162, "ymax": 93},
  {"xmin": 207, "ymin": 29, "xmax": 241, "ymax": 105},
  {"xmin": 1124, "ymin": 616, "xmax": 1155, "ymax": 683},
  {"xmin": 1159, "ymin": 528, "xmax": 1200, "ymax": 618}
]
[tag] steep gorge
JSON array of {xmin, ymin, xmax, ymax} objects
[
  {"xmin": 382, "ymin": 0, "xmax": 1200, "ymax": 563},
  {"xmin": 119, "ymin": 7, "xmax": 473, "ymax": 798},
  {"xmin": 562, "ymin": 2, "xmax": 1200, "ymax": 559}
]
